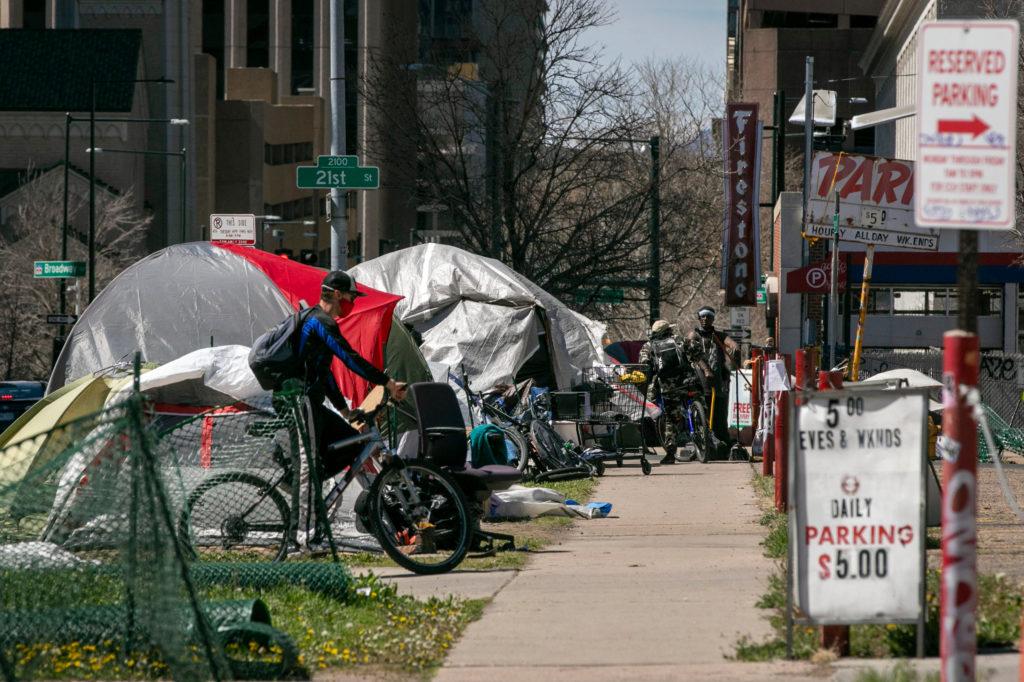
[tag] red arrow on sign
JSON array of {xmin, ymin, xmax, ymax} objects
[{"xmin": 937, "ymin": 114, "xmax": 990, "ymax": 138}]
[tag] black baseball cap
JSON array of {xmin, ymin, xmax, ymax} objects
[{"xmin": 322, "ymin": 271, "xmax": 366, "ymax": 297}]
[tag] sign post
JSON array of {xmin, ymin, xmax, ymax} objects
[{"xmin": 787, "ymin": 388, "xmax": 928, "ymax": 658}]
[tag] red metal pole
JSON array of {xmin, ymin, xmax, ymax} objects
[
  {"xmin": 816, "ymin": 369, "xmax": 851, "ymax": 656},
  {"xmin": 774, "ymin": 354, "xmax": 791, "ymax": 512},
  {"xmin": 751, "ymin": 349, "xmax": 763, "ymax": 437},
  {"xmin": 940, "ymin": 331, "xmax": 979, "ymax": 682}
]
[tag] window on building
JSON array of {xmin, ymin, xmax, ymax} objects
[
  {"xmin": 202, "ymin": 0, "xmax": 226, "ymax": 98},
  {"xmin": 292, "ymin": 0, "xmax": 315, "ymax": 94},
  {"xmin": 247, "ymin": 0, "xmax": 270, "ymax": 68},
  {"xmin": 850, "ymin": 15, "xmax": 879, "ymax": 29},
  {"xmin": 23, "ymin": 0, "xmax": 45, "ymax": 28},
  {"xmin": 761, "ymin": 11, "xmax": 838, "ymax": 29},
  {"xmin": 867, "ymin": 288, "xmax": 891, "ymax": 314},
  {"xmin": 853, "ymin": 126, "xmax": 875, "ymax": 154},
  {"xmin": 263, "ymin": 142, "xmax": 314, "ymax": 166}
]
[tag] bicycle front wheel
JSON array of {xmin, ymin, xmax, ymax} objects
[
  {"xmin": 688, "ymin": 402, "xmax": 713, "ymax": 464},
  {"xmin": 179, "ymin": 472, "xmax": 291, "ymax": 562},
  {"xmin": 367, "ymin": 461, "xmax": 472, "ymax": 575}
]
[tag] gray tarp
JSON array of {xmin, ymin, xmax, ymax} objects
[{"xmin": 351, "ymin": 244, "xmax": 606, "ymax": 391}]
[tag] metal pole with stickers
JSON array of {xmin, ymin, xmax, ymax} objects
[{"xmin": 785, "ymin": 387, "xmax": 929, "ymax": 659}]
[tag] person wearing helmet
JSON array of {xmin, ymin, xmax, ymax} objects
[
  {"xmin": 686, "ymin": 306, "xmax": 740, "ymax": 450},
  {"xmin": 638, "ymin": 319, "xmax": 705, "ymax": 464}
]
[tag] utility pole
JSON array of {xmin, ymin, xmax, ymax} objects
[
  {"xmin": 329, "ymin": 0, "xmax": 347, "ymax": 270},
  {"xmin": 802, "ymin": 57, "xmax": 814, "ymax": 345},
  {"xmin": 649, "ymin": 135, "xmax": 661, "ymax": 325},
  {"xmin": 958, "ymin": 231, "xmax": 979, "ymax": 333},
  {"xmin": 826, "ymin": 189, "xmax": 840, "ymax": 369}
]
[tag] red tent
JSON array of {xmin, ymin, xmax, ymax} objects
[
  {"xmin": 49, "ymin": 243, "xmax": 401, "ymax": 405},
  {"xmin": 217, "ymin": 245, "xmax": 400, "ymax": 404}
]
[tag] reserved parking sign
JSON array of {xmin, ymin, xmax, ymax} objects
[{"xmin": 790, "ymin": 389, "xmax": 928, "ymax": 624}]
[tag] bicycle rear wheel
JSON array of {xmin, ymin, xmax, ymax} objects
[
  {"xmin": 179, "ymin": 472, "xmax": 291, "ymax": 562},
  {"xmin": 367, "ymin": 461, "xmax": 472, "ymax": 575},
  {"xmin": 499, "ymin": 425, "xmax": 531, "ymax": 473},
  {"xmin": 688, "ymin": 402, "xmax": 713, "ymax": 464}
]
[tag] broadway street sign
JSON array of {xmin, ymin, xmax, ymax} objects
[
  {"xmin": 296, "ymin": 155, "xmax": 380, "ymax": 190},
  {"xmin": 34, "ymin": 261, "xmax": 86, "ymax": 278}
]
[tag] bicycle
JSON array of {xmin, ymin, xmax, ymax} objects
[
  {"xmin": 656, "ymin": 388, "xmax": 716, "ymax": 464},
  {"xmin": 177, "ymin": 388, "xmax": 474, "ymax": 575}
]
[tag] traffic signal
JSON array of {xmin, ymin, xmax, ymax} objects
[
  {"xmin": 274, "ymin": 248, "xmax": 294, "ymax": 259},
  {"xmin": 299, "ymin": 249, "xmax": 318, "ymax": 265}
]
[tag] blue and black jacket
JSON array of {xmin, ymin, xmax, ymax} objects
[{"xmin": 297, "ymin": 306, "xmax": 390, "ymax": 410}]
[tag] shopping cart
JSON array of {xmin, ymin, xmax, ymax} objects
[{"xmin": 566, "ymin": 364, "xmax": 654, "ymax": 475}]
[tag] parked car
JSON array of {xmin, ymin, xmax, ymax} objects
[{"xmin": 0, "ymin": 381, "xmax": 46, "ymax": 432}]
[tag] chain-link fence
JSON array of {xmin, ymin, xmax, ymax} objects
[
  {"xmin": 0, "ymin": 383, "xmax": 354, "ymax": 680},
  {"xmin": 0, "ymin": 395, "xmax": 230, "ymax": 680},
  {"xmin": 860, "ymin": 349, "xmax": 1024, "ymax": 461}
]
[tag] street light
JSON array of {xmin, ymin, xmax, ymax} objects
[
  {"xmin": 88, "ymin": 77, "xmax": 174, "ymax": 303},
  {"xmin": 87, "ymin": 145, "xmax": 187, "ymax": 248},
  {"xmin": 60, "ymin": 113, "xmax": 189, "ymax": 326}
]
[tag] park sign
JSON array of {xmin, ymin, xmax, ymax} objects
[
  {"xmin": 296, "ymin": 155, "xmax": 380, "ymax": 190},
  {"xmin": 915, "ymin": 21, "xmax": 1019, "ymax": 229},
  {"xmin": 788, "ymin": 388, "xmax": 927, "ymax": 627},
  {"xmin": 210, "ymin": 213, "xmax": 256, "ymax": 246},
  {"xmin": 804, "ymin": 152, "xmax": 940, "ymax": 251},
  {"xmin": 33, "ymin": 261, "xmax": 85, "ymax": 278},
  {"xmin": 721, "ymin": 102, "xmax": 762, "ymax": 306}
]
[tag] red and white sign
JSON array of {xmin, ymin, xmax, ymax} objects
[
  {"xmin": 805, "ymin": 152, "xmax": 940, "ymax": 251},
  {"xmin": 721, "ymin": 103, "xmax": 762, "ymax": 306},
  {"xmin": 916, "ymin": 21, "xmax": 1019, "ymax": 229},
  {"xmin": 793, "ymin": 389, "xmax": 927, "ymax": 623},
  {"xmin": 210, "ymin": 214, "xmax": 256, "ymax": 246},
  {"xmin": 786, "ymin": 257, "xmax": 848, "ymax": 294}
]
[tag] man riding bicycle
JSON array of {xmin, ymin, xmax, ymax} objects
[
  {"xmin": 283, "ymin": 271, "xmax": 407, "ymax": 549},
  {"xmin": 639, "ymin": 320, "xmax": 710, "ymax": 464}
]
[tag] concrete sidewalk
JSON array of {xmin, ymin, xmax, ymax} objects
[{"xmin": 436, "ymin": 460, "xmax": 811, "ymax": 681}]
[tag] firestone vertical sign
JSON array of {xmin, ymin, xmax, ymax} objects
[
  {"xmin": 916, "ymin": 21, "xmax": 1019, "ymax": 229},
  {"xmin": 721, "ymin": 103, "xmax": 762, "ymax": 306}
]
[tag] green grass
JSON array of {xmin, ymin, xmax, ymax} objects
[
  {"xmin": 734, "ymin": 466, "xmax": 1022, "ymax": 662},
  {"xmin": 3, "ymin": 571, "xmax": 486, "ymax": 679},
  {"xmin": 204, "ymin": 572, "xmax": 485, "ymax": 675},
  {"xmin": 854, "ymin": 662, "xmax": 939, "ymax": 682}
]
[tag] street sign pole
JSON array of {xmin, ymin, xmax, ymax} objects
[
  {"xmin": 827, "ymin": 189, "xmax": 840, "ymax": 369},
  {"xmin": 329, "ymin": 0, "xmax": 347, "ymax": 270}
]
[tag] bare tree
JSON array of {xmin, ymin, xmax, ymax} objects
[
  {"xmin": 0, "ymin": 168, "xmax": 151, "ymax": 379},
  {"xmin": 362, "ymin": 0, "xmax": 725, "ymax": 333}
]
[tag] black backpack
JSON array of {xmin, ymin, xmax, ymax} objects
[
  {"xmin": 248, "ymin": 308, "xmax": 315, "ymax": 390},
  {"xmin": 650, "ymin": 337, "xmax": 684, "ymax": 379}
]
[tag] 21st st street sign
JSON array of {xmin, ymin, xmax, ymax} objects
[
  {"xmin": 296, "ymin": 155, "xmax": 380, "ymax": 190},
  {"xmin": 916, "ymin": 21, "xmax": 1019, "ymax": 229}
]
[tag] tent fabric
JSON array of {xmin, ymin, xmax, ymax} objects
[
  {"xmin": 350, "ymin": 243, "xmax": 606, "ymax": 391},
  {"xmin": 48, "ymin": 243, "xmax": 402, "ymax": 406}
]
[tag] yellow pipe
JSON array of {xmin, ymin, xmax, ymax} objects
[
  {"xmin": 850, "ymin": 245, "xmax": 874, "ymax": 381},
  {"xmin": 709, "ymin": 387, "xmax": 716, "ymax": 428}
]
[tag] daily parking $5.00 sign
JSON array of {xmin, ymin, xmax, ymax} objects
[
  {"xmin": 916, "ymin": 21, "xmax": 1018, "ymax": 229},
  {"xmin": 791, "ymin": 389, "xmax": 927, "ymax": 623}
]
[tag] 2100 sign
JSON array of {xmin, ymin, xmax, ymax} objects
[{"xmin": 818, "ymin": 548, "xmax": 888, "ymax": 580}]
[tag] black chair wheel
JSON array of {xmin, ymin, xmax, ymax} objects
[{"xmin": 641, "ymin": 458, "xmax": 652, "ymax": 475}]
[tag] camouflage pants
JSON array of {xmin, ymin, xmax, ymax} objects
[{"xmin": 660, "ymin": 395, "xmax": 687, "ymax": 450}]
